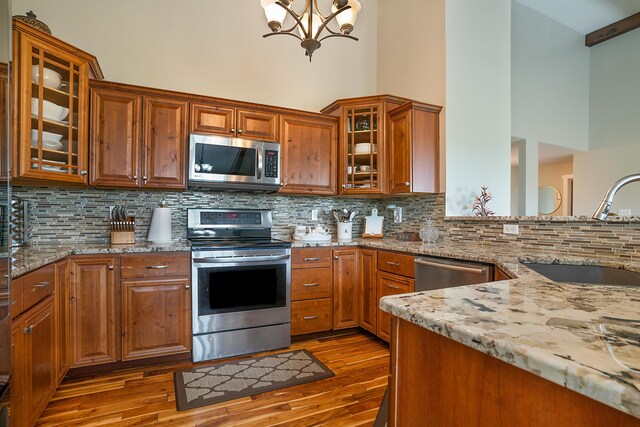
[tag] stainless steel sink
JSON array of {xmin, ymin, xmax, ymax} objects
[{"xmin": 524, "ymin": 263, "xmax": 640, "ymax": 286}]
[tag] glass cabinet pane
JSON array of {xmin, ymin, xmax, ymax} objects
[{"xmin": 345, "ymin": 105, "xmax": 380, "ymax": 191}]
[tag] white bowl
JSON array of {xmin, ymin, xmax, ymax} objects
[
  {"xmin": 30, "ymin": 129, "xmax": 63, "ymax": 142},
  {"xmin": 31, "ymin": 66, "xmax": 62, "ymax": 90},
  {"xmin": 354, "ymin": 143, "xmax": 377, "ymax": 154},
  {"xmin": 31, "ymin": 98, "xmax": 69, "ymax": 121},
  {"xmin": 30, "ymin": 139, "xmax": 63, "ymax": 150}
]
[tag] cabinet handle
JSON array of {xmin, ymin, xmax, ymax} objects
[
  {"xmin": 385, "ymin": 283, "xmax": 401, "ymax": 289},
  {"xmin": 146, "ymin": 265, "xmax": 168, "ymax": 269},
  {"xmin": 32, "ymin": 281, "xmax": 49, "ymax": 288},
  {"xmin": 303, "ymin": 315, "xmax": 319, "ymax": 320},
  {"xmin": 238, "ymin": 129, "xmax": 243, "ymax": 134},
  {"xmin": 80, "ymin": 170, "xmax": 88, "ymax": 176},
  {"xmin": 303, "ymin": 257, "xmax": 320, "ymax": 262},
  {"xmin": 405, "ymin": 181, "xmax": 410, "ymax": 186},
  {"xmin": 24, "ymin": 325, "xmax": 33, "ymax": 334},
  {"xmin": 185, "ymin": 285, "xmax": 190, "ymax": 289},
  {"xmin": 303, "ymin": 283, "xmax": 320, "ymax": 287},
  {"xmin": 386, "ymin": 261, "xmax": 401, "ymax": 266},
  {"xmin": 230, "ymin": 128, "xmax": 235, "ymax": 133}
]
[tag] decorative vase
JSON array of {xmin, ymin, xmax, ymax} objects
[
  {"xmin": 14, "ymin": 11, "xmax": 52, "ymax": 35},
  {"xmin": 419, "ymin": 220, "xmax": 440, "ymax": 244}
]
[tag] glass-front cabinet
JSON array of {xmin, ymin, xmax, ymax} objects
[
  {"xmin": 12, "ymin": 20, "xmax": 102, "ymax": 185},
  {"xmin": 344, "ymin": 104, "xmax": 382, "ymax": 194}
]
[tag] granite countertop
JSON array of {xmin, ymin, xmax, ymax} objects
[
  {"xmin": 373, "ymin": 241, "xmax": 640, "ymax": 419},
  {"xmin": 11, "ymin": 241, "xmax": 191, "ymax": 277}
]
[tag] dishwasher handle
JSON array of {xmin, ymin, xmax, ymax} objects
[{"xmin": 415, "ymin": 258, "xmax": 488, "ymax": 275}]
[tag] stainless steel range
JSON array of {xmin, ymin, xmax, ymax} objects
[{"xmin": 188, "ymin": 208, "xmax": 291, "ymax": 362}]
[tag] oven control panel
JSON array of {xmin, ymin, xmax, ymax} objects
[
  {"xmin": 201, "ymin": 211, "xmax": 263, "ymax": 225},
  {"xmin": 264, "ymin": 150, "xmax": 278, "ymax": 178},
  {"xmin": 188, "ymin": 209, "xmax": 273, "ymax": 234}
]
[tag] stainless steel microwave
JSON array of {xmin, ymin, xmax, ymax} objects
[{"xmin": 188, "ymin": 133, "xmax": 281, "ymax": 191}]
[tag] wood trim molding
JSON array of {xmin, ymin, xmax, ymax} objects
[{"xmin": 586, "ymin": 12, "xmax": 640, "ymax": 47}]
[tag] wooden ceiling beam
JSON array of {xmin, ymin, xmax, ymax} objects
[{"xmin": 586, "ymin": 12, "xmax": 640, "ymax": 47}]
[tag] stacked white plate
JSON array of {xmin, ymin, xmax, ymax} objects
[
  {"xmin": 354, "ymin": 143, "xmax": 377, "ymax": 154},
  {"xmin": 30, "ymin": 129, "xmax": 64, "ymax": 150},
  {"xmin": 31, "ymin": 98, "xmax": 69, "ymax": 121}
]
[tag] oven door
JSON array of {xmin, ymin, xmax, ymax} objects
[{"xmin": 192, "ymin": 251, "xmax": 291, "ymax": 335}]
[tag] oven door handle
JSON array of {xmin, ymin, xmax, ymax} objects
[{"xmin": 193, "ymin": 254, "xmax": 291, "ymax": 264}]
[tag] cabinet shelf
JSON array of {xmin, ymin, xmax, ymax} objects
[
  {"xmin": 31, "ymin": 115, "xmax": 77, "ymax": 134},
  {"xmin": 31, "ymin": 147, "xmax": 77, "ymax": 163},
  {"xmin": 32, "ymin": 83, "xmax": 78, "ymax": 106}
]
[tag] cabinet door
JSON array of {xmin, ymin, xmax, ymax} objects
[
  {"xmin": 142, "ymin": 97, "xmax": 188, "ymax": 189},
  {"xmin": 279, "ymin": 114, "xmax": 337, "ymax": 195},
  {"xmin": 332, "ymin": 248, "xmax": 359, "ymax": 329},
  {"xmin": 15, "ymin": 30, "xmax": 90, "ymax": 185},
  {"xmin": 90, "ymin": 88, "xmax": 142, "ymax": 187},
  {"xmin": 55, "ymin": 259, "xmax": 69, "ymax": 382},
  {"xmin": 69, "ymin": 257, "xmax": 118, "ymax": 367},
  {"xmin": 237, "ymin": 109, "xmax": 278, "ymax": 142},
  {"xmin": 23, "ymin": 296, "xmax": 57, "ymax": 427},
  {"xmin": 121, "ymin": 278, "xmax": 191, "ymax": 361},
  {"xmin": 190, "ymin": 103, "xmax": 235, "ymax": 137},
  {"xmin": 377, "ymin": 271, "xmax": 413, "ymax": 342},
  {"xmin": 359, "ymin": 249, "xmax": 377, "ymax": 334},
  {"xmin": 388, "ymin": 107, "xmax": 412, "ymax": 194},
  {"xmin": 10, "ymin": 321, "xmax": 25, "ymax": 426}
]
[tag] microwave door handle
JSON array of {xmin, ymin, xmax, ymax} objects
[{"xmin": 257, "ymin": 148, "xmax": 263, "ymax": 180}]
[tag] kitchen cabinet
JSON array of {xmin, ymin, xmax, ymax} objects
[
  {"xmin": 55, "ymin": 259, "xmax": 69, "ymax": 382},
  {"xmin": 89, "ymin": 81, "xmax": 188, "ymax": 189},
  {"xmin": 120, "ymin": 253, "xmax": 191, "ymax": 361},
  {"xmin": 377, "ymin": 271, "xmax": 413, "ymax": 342},
  {"xmin": 69, "ymin": 256, "xmax": 118, "ymax": 367},
  {"xmin": 12, "ymin": 19, "xmax": 103, "ymax": 186},
  {"xmin": 332, "ymin": 248, "xmax": 359, "ymax": 329},
  {"xmin": 388, "ymin": 101, "xmax": 441, "ymax": 194},
  {"xmin": 279, "ymin": 113, "xmax": 338, "ymax": 195},
  {"xmin": 321, "ymin": 95, "xmax": 441, "ymax": 195},
  {"xmin": 359, "ymin": 249, "xmax": 377, "ymax": 334},
  {"xmin": 191, "ymin": 102, "xmax": 279, "ymax": 142},
  {"xmin": 291, "ymin": 247, "xmax": 333, "ymax": 335},
  {"xmin": 11, "ymin": 295, "xmax": 57, "ymax": 427}
]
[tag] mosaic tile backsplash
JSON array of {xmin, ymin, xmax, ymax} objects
[{"xmin": 13, "ymin": 187, "xmax": 639, "ymax": 259}]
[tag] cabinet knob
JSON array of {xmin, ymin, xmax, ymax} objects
[
  {"xmin": 405, "ymin": 181, "xmax": 410, "ymax": 186},
  {"xmin": 334, "ymin": 256, "xmax": 339, "ymax": 260},
  {"xmin": 280, "ymin": 183, "xmax": 284, "ymax": 187},
  {"xmin": 108, "ymin": 266, "xmax": 114, "ymax": 270},
  {"xmin": 143, "ymin": 176, "xmax": 148, "ymax": 182},
  {"xmin": 80, "ymin": 170, "xmax": 88, "ymax": 176},
  {"xmin": 23, "ymin": 325, "xmax": 33, "ymax": 334},
  {"xmin": 230, "ymin": 128, "xmax": 235, "ymax": 133},
  {"xmin": 342, "ymin": 184, "xmax": 346, "ymax": 189},
  {"xmin": 133, "ymin": 175, "xmax": 138, "ymax": 180},
  {"xmin": 238, "ymin": 129, "xmax": 243, "ymax": 134},
  {"xmin": 185, "ymin": 285, "xmax": 190, "ymax": 290}
]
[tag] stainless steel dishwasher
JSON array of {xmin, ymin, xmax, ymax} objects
[{"xmin": 414, "ymin": 256, "xmax": 493, "ymax": 291}]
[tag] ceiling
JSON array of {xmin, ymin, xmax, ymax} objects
[
  {"xmin": 511, "ymin": 142, "xmax": 584, "ymax": 166},
  {"xmin": 515, "ymin": 0, "xmax": 640, "ymax": 34}
]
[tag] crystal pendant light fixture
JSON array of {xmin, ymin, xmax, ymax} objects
[{"xmin": 260, "ymin": 0, "xmax": 361, "ymax": 61}]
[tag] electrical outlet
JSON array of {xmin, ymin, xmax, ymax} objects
[
  {"xmin": 311, "ymin": 209, "xmax": 318, "ymax": 221},
  {"xmin": 503, "ymin": 224, "xmax": 519, "ymax": 235},
  {"xmin": 619, "ymin": 209, "xmax": 632, "ymax": 216}
]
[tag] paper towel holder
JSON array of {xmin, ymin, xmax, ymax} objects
[{"xmin": 147, "ymin": 200, "xmax": 173, "ymax": 243}]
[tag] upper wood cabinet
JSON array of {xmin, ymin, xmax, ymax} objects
[
  {"xmin": 89, "ymin": 81, "xmax": 188, "ymax": 189},
  {"xmin": 69, "ymin": 256, "xmax": 118, "ymax": 367},
  {"xmin": 279, "ymin": 113, "xmax": 338, "ymax": 195},
  {"xmin": 388, "ymin": 101, "xmax": 441, "ymax": 194},
  {"xmin": 191, "ymin": 103, "xmax": 279, "ymax": 142},
  {"xmin": 322, "ymin": 95, "xmax": 442, "ymax": 195},
  {"xmin": 12, "ymin": 19, "xmax": 103, "ymax": 186}
]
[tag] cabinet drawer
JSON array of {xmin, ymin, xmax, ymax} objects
[
  {"xmin": 292, "ymin": 267, "xmax": 332, "ymax": 301},
  {"xmin": 377, "ymin": 251, "xmax": 415, "ymax": 278},
  {"xmin": 22, "ymin": 264, "xmax": 55, "ymax": 310},
  {"xmin": 121, "ymin": 252, "xmax": 190, "ymax": 279},
  {"xmin": 292, "ymin": 248, "xmax": 332, "ymax": 269},
  {"xmin": 291, "ymin": 299, "xmax": 332, "ymax": 335},
  {"xmin": 11, "ymin": 277, "xmax": 23, "ymax": 319}
]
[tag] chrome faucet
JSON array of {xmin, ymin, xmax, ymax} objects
[{"xmin": 592, "ymin": 174, "xmax": 640, "ymax": 221}]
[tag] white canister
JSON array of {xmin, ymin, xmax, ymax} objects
[{"xmin": 337, "ymin": 222, "xmax": 353, "ymax": 241}]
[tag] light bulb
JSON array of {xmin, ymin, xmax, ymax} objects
[
  {"xmin": 298, "ymin": 12, "xmax": 322, "ymax": 39},
  {"xmin": 261, "ymin": 0, "xmax": 287, "ymax": 32},
  {"xmin": 331, "ymin": 0, "xmax": 361, "ymax": 35}
]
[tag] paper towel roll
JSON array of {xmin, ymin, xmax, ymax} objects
[{"xmin": 147, "ymin": 207, "xmax": 172, "ymax": 243}]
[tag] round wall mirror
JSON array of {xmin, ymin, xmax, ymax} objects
[{"xmin": 538, "ymin": 186, "xmax": 562, "ymax": 215}]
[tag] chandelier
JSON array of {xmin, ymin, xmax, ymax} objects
[{"xmin": 260, "ymin": 0, "xmax": 362, "ymax": 61}]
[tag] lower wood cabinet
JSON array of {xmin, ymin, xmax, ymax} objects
[
  {"xmin": 332, "ymin": 248, "xmax": 359, "ymax": 329},
  {"xmin": 359, "ymin": 249, "xmax": 377, "ymax": 334},
  {"xmin": 291, "ymin": 247, "xmax": 333, "ymax": 335},
  {"xmin": 69, "ymin": 256, "xmax": 118, "ymax": 367},
  {"xmin": 12, "ymin": 295, "xmax": 57, "ymax": 427},
  {"xmin": 376, "ymin": 271, "xmax": 414, "ymax": 342},
  {"xmin": 291, "ymin": 299, "xmax": 332, "ymax": 335},
  {"xmin": 121, "ymin": 277, "xmax": 191, "ymax": 361},
  {"xmin": 55, "ymin": 259, "xmax": 69, "ymax": 382}
]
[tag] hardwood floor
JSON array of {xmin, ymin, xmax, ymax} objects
[{"xmin": 36, "ymin": 331, "xmax": 389, "ymax": 426}]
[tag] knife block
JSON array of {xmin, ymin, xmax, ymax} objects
[{"xmin": 110, "ymin": 218, "xmax": 136, "ymax": 245}]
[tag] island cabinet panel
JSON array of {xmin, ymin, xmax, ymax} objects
[
  {"xmin": 377, "ymin": 272, "xmax": 413, "ymax": 342},
  {"xmin": 332, "ymin": 248, "xmax": 359, "ymax": 330},
  {"xmin": 279, "ymin": 114, "xmax": 338, "ymax": 195},
  {"xmin": 69, "ymin": 256, "xmax": 118, "ymax": 367},
  {"xmin": 55, "ymin": 259, "xmax": 70, "ymax": 382},
  {"xmin": 89, "ymin": 88, "xmax": 142, "ymax": 187},
  {"xmin": 190, "ymin": 103, "xmax": 279, "ymax": 142},
  {"xmin": 142, "ymin": 96, "xmax": 188, "ymax": 189},
  {"xmin": 389, "ymin": 318, "xmax": 640, "ymax": 427},
  {"xmin": 359, "ymin": 249, "xmax": 377, "ymax": 334},
  {"xmin": 121, "ymin": 277, "xmax": 191, "ymax": 361}
]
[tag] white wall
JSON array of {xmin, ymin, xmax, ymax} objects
[
  {"xmin": 377, "ymin": 0, "xmax": 446, "ymax": 191},
  {"xmin": 12, "ymin": 0, "xmax": 378, "ymax": 112},
  {"xmin": 445, "ymin": 0, "xmax": 511, "ymax": 216}
]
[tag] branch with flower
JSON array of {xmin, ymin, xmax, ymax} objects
[{"xmin": 471, "ymin": 185, "xmax": 495, "ymax": 217}]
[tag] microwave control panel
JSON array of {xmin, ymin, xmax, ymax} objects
[{"xmin": 265, "ymin": 150, "xmax": 279, "ymax": 178}]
